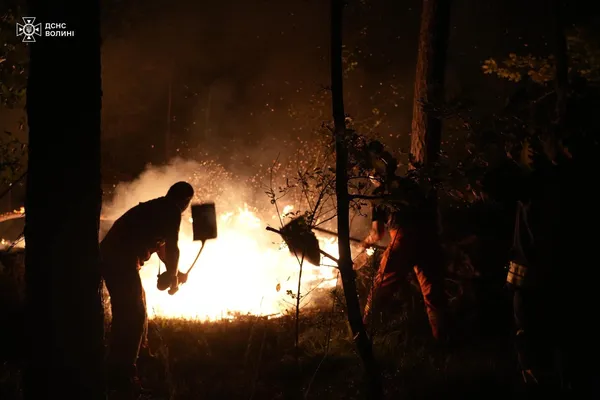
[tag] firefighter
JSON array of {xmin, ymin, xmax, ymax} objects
[
  {"xmin": 359, "ymin": 162, "xmax": 448, "ymax": 341},
  {"xmin": 482, "ymin": 159, "xmax": 565, "ymax": 391},
  {"xmin": 100, "ymin": 181, "xmax": 194, "ymax": 396}
]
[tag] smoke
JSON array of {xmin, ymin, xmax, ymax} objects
[
  {"xmin": 102, "ymin": 157, "xmax": 254, "ymax": 220},
  {"xmin": 101, "ymin": 157, "xmax": 248, "ymax": 245},
  {"xmin": 100, "ymin": 158, "xmax": 341, "ymax": 319},
  {"xmin": 99, "ymin": 0, "xmax": 422, "ymax": 178}
]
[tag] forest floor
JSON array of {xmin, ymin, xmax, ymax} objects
[
  {"xmin": 130, "ymin": 310, "xmax": 527, "ymax": 400},
  {"xmin": 0, "ymin": 246, "xmax": 538, "ymax": 399},
  {"xmin": 0, "ymin": 302, "xmax": 531, "ymax": 400}
]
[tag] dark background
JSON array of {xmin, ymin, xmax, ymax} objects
[
  {"xmin": 97, "ymin": 0, "xmax": 579, "ymax": 176},
  {"xmin": 1, "ymin": 0, "xmax": 597, "ymax": 209}
]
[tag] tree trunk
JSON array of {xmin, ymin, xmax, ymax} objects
[
  {"xmin": 23, "ymin": 1, "xmax": 104, "ymax": 398},
  {"xmin": 553, "ymin": 0, "xmax": 568, "ymax": 136},
  {"xmin": 410, "ymin": 0, "xmax": 452, "ymax": 168},
  {"xmin": 331, "ymin": 0, "xmax": 382, "ymax": 398}
]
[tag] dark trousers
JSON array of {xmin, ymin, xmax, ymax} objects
[
  {"xmin": 513, "ymin": 289, "xmax": 552, "ymax": 371},
  {"xmin": 102, "ymin": 259, "xmax": 147, "ymax": 383},
  {"xmin": 364, "ymin": 228, "xmax": 448, "ymax": 339},
  {"xmin": 513, "ymin": 287, "xmax": 572, "ymax": 389}
]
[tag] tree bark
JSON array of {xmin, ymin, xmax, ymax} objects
[
  {"xmin": 331, "ymin": 0, "xmax": 382, "ymax": 398},
  {"xmin": 23, "ymin": 1, "xmax": 104, "ymax": 398},
  {"xmin": 410, "ymin": 0, "xmax": 452, "ymax": 167},
  {"xmin": 553, "ymin": 0, "xmax": 568, "ymax": 135}
]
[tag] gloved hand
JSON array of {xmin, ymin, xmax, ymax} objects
[
  {"xmin": 168, "ymin": 273, "xmax": 179, "ymax": 295},
  {"xmin": 358, "ymin": 240, "xmax": 371, "ymax": 253},
  {"xmin": 157, "ymin": 271, "xmax": 178, "ymax": 292},
  {"xmin": 177, "ymin": 271, "xmax": 188, "ymax": 284}
]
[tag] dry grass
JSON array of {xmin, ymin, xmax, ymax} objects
[
  {"xmin": 1, "ymin": 244, "xmax": 528, "ymax": 399},
  {"xmin": 128, "ymin": 301, "xmax": 522, "ymax": 400}
]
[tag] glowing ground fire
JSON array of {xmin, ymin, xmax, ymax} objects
[
  {"xmin": 0, "ymin": 205, "xmax": 341, "ymax": 321},
  {"xmin": 0, "ymin": 160, "xmax": 351, "ymax": 321},
  {"xmin": 140, "ymin": 204, "xmax": 341, "ymax": 320}
]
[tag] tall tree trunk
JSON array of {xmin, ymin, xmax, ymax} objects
[
  {"xmin": 331, "ymin": 0, "xmax": 382, "ymax": 398},
  {"xmin": 410, "ymin": 0, "xmax": 452, "ymax": 168},
  {"xmin": 23, "ymin": 1, "xmax": 104, "ymax": 398},
  {"xmin": 553, "ymin": 0, "xmax": 568, "ymax": 139}
]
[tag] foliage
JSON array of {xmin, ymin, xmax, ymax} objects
[
  {"xmin": 482, "ymin": 28, "xmax": 600, "ymax": 85},
  {"xmin": 0, "ymin": 130, "xmax": 26, "ymax": 183},
  {"xmin": 470, "ymin": 25, "xmax": 600, "ymax": 193},
  {"xmin": 262, "ymin": 128, "xmax": 384, "ymax": 228},
  {"xmin": 566, "ymin": 27, "xmax": 600, "ymax": 84},
  {"xmin": 482, "ymin": 54, "xmax": 555, "ymax": 84},
  {"xmin": 0, "ymin": 4, "xmax": 28, "ymax": 183},
  {"xmin": 0, "ymin": 5, "xmax": 28, "ymax": 109}
]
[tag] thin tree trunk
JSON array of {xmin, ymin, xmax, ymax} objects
[
  {"xmin": 410, "ymin": 0, "xmax": 452, "ymax": 168},
  {"xmin": 331, "ymin": 0, "xmax": 382, "ymax": 398},
  {"xmin": 23, "ymin": 1, "xmax": 104, "ymax": 398},
  {"xmin": 166, "ymin": 79, "xmax": 172, "ymax": 161},
  {"xmin": 553, "ymin": 0, "xmax": 568, "ymax": 135}
]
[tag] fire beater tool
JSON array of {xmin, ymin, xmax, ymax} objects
[
  {"xmin": 265, "ymin": 216, "xmax": 387, "ymax": 269},
  {"xmin": 157, "ymin": 202, "xmax": 218, "ymax": 295},
  {"xmin": 266, "ymin": 216, "xmax": 339, "ymax": 266}
]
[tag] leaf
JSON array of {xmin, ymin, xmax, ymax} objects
[{"xmin": 275, "ymin": 283, "xmax": 281, "ymax": 292}]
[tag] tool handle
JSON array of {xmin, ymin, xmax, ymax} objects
[
  {"xmin": 319, "ymin": 249, "xmax": 339, "ymax": 265},
  {"xmin": 307, "ymin": 226, "xmax": 387, "ymax": 250},
  {"xmin": 167, "ymin": 270, "xmax": 191, "ymax": 295},
  {"xmin": 312, "ymin": 226, "xmax": 363, "ymax": 243},
  {"xmin": 265, "ymin": 226, "xmax": 281, "ymax": 234},
  {"xmin": 167, "ymin": 241, "xmax": 206, "ymax": 295},
  {"xmin": 268, "ymin": 225, "xmax": 385, "ymax": 252},
  {"xmin": 183, "ymin": 240, "xmax": 206, "ymax": 276}
]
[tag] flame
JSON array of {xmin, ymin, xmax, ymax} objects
[
  {"xmin": 0, "ymin": 159, "xmax": 364, "ymax": 320},
  {"xmin": 140, "ymin": 204, "xmax": 340, "ymax": 320},
  {"xmin": 0, "ymin": 208, "xmax": 26, "ymax": 250},
  {"xmin": 281, "ymin": 204, "xmax": 294, "ymax": 217},
  {"xmin": 0, "ymin": 205, "xmax": 342, "ymax": 319}
]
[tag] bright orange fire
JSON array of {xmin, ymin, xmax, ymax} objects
[
  {"xmin": 0, "ymin": 204, "xmax": 342, "ymax": 320},
  {"xmin": 139, "ymin": 204, "xmax": 341, "ymax": 320},
  {"xmin": 1, "ymin": 160, "xmax": 356, "ymax": 321}
]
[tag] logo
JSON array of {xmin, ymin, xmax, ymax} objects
[{"xmin": 16, "ymin": 17, "xmax": 42, "ymax": 43}]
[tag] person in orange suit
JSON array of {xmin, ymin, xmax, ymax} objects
[{"xmin": 359, "ymin": 165, "xmax": 448, "ymax": 341}]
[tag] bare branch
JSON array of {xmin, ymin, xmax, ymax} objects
[{"xmin": 348, "ymin": 194, "xmax": 384, "ymax": 200}]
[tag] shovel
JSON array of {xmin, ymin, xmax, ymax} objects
[
  {"xmin": 311, "ymin": 226, "xmax": 386, "ymax": 251},
  {"xmin": 266, "ymin": 216, "xmax": 339, "ymax": 266},
  {"xmin": 157, "ymin": 202, "xmax": 218, "ymax": 294}
]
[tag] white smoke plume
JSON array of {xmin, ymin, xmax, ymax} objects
[{"xmin": 101, "ymin": 158, "xmax": 339, "ymax": 320}]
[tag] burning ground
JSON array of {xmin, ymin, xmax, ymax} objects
[
  {"xmin": 100, "ymin": 157, "xmax": 350, "ymax": 320},
  {"xmin": 0, "ymin": 159, "xmax": 525, "ymax": 399},
  {"xmin": 1, "ymin": 155, "xmax": 358, "ymax": 320}
]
